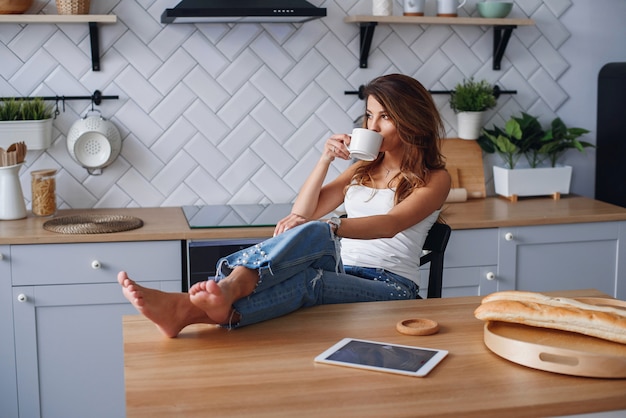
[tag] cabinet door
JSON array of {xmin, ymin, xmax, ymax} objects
[
  {"xmin": 11, "ymin": 240, "xmax": 182, "ymax": 418},
  {"xmin": 498, "ymin": 221, "xmax": 626, "ymax": 298},
  {"xmin": 13, "ymin": 281, "xmax": 177, "ymax": 418},
  {"xmin": 0, "ymin": 245, "xmax": 18, "ymax": 418},
  {"xmin": 439, "ymin": 228, "xmax": 499, "ymax": 297}
]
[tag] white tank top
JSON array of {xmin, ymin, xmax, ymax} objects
[{"xmin": 340, "ymin": 185, "xmax": 440, "ymax": 284}]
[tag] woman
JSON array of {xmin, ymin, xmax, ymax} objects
[{"xmin": 118, "ymin": 73, "xmax": 451, "ymax": 337}]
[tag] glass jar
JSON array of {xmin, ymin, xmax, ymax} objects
[{"xmin": 31, "ymin": 169, "xmax": 57, "ymax": 217}]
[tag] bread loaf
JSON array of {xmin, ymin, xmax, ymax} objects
[{"xmin": 474, "ymin": 291, "xmax": 626, "ymax": 344}]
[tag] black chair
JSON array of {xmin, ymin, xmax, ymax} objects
[{"xmin": 420, "ymin": 222, "xmax": 452, "ymax": 298}]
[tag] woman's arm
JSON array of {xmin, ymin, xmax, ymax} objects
[
  {"xmin": 335, "ymin": 169, "xmax": 451, "ymax": 239},
  {"xmin": 274, "ymin": 134, "xmax": 355, "ymax": 235}
]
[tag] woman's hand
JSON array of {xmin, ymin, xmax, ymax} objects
[
  {"xmin": 273, "ymin": 212, "xmax": 309, "ymax": 236},
  {"xmin": 323, "ymin": 134, "xmax": 351, "ymax": 162}
]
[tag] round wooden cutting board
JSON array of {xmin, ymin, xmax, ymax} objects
[{"xmin": 484, "ymin": 319, "xmax": 626, "ymax": 378}]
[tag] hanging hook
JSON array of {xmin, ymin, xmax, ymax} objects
[{"xmin": 54, "ymin": 97, "xmax": 60, "ymax": 119}]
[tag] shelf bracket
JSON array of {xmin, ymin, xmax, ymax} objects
[
  {"xmin": 88, "ymin": 22, "xmax": 101, "ymax": 71},
  {"xmin": 358, "ymin": 22, "xmax": 377, "ymax": 68},
  {"xmin": 493, "ymin": 25, "xmax": 516, "ymax": 71}
]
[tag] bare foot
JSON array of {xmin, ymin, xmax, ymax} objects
[
  {"xmin": 188, "ymin": 280, "xmax": 235, "ymax": 325},
  {"xmin": 118, "ymin": 271, "xmax": 212, "ymax": 338}
]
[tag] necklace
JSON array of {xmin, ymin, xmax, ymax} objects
[{"xmin": 383, "ymin": 166, "xmax": 398, "ymax": 178}]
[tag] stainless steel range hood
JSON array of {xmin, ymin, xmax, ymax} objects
[{"xmin": 161, "ymin": 0, "xmax": 327, "ymax": 24}]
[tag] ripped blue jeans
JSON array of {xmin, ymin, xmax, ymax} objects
[{"xmin": 213, "ymin": 221, "xmax": 418, "ymax": 328}]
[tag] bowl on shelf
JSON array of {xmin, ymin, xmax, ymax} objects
[{"xmin": 477, "ymin": 1, "xmax": 513, "ymax": 18}]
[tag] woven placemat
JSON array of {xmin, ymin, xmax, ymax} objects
[{"xmin": 43, "ymin": 214, "xmax": 144, "ymax": 234}]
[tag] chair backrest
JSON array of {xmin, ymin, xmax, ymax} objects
[{"xmin": 420, "ymin": 222, "xmax": 452, "ymax": 298}]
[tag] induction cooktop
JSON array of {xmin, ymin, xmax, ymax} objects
[{"xmin": 182, "ymin": 203, "xmax": 293, "ymax": 228}]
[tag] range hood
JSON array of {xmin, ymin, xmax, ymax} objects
[{"xmin": 161, "ymin": 0, "xmax": 327, "ymax": 24}]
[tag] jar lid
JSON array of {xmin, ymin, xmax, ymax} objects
[{"xmin": 31, "ymin": 169, "xmax": 57, "ymax": 178}]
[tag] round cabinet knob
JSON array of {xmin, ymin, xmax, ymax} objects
[
  {"xmin": 486, "ymin": 272, "xmax": 496, "ymax": 281},
  {"xmin": 17, "ymin": 294, "xmax": 27, "ymax": 303},
  {"xmin": 91, "ymin": 260, "xmax": 102, "ymax": 269},
  {"xmin": 504, "ymin": 232, "xmax": 514, "ymax": 241}
]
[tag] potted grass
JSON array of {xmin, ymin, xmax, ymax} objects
[
  {"xmin": 478, "ymin": 113, "xmax": 592, "ymax": 201},
  {"xmin": 450, "ymin": 78, "xmax": 497, "ymax": 140},
  {"xmin": 0, "ymin": 98, "xmax": 54, "ymax": 150}
]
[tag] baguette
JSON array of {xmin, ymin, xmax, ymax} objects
[{"xmin": 474, "ymin": 291, "xmax": 626, "ymax": 344}]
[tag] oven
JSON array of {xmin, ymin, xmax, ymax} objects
[
  {"xmin": 181, "ymin": 203, "xmax": 292, "ymax": 291},
  {"xmin": 184, "ymin": 238, "xmax": 262, "ymax": 291}
]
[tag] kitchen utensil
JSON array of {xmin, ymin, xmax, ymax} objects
[
  {"xmin": 67, "ymin": 110, "xmax": 122, "ymax": 175},
  {"xmin": 0, "ymin": 162, "xmax": 27, "ymax": 220},
  {"xmin": 483, "ymin": 297, "xmax": 626, "ymax": 378}
]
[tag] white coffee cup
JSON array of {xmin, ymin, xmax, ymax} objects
[
  {"xmin": 403, "ymin": 0, "xmax": 425, "ymax": 16},
  {"xmin": 437, "ymin": 0, "xmax": 466, "ymax": 16},
  {"xmin": 348, "ymin": 128, "xmax": 383, "ymax": 161}
]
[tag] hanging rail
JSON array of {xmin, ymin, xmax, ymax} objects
[
  {"xmin": 0, "ymin": 90, "xmax": 118, "ymax": 109},
  {"xmin": 344, "ymin": 85, "xmax": 516, "ymax": 100}
]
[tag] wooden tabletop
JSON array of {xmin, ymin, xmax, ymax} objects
[
  {"xmin": 2, "ymin": 196, "xmax": 626, "ymax": 245},
  {"xmin": 123, "ymin": 289, "xmax": 626, "ymax": 418}
]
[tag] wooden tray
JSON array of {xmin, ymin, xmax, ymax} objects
[{"xmin": 484, "ymin": 297, "xmax": 626, "ymax": 378}]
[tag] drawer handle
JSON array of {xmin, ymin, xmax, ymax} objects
[
  {"xmin": 91, "ymin": 260, "xmax": 102, "ymax": 270},
  {"xmin": 17, "ymin": 294, "xmax": 27, "ymax": 303},
  {"xmin": 504, "ymin": 232, "xmax": 514, "ymax": 241},
  {"xmin": 0, "ymin": 253, "xmax": 3, "ymax": 260},
  {"xmin": 486, "ymin": 272, "xmax": 496, "ymax": 281}
]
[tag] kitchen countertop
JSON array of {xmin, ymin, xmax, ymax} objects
[
  {"xmin": 1, "ymin": 196, "xmax": 626, "ymax": 245},
  {"xmin": 123, "ymin": 289, "xmax": 626, "ymax": 417}
]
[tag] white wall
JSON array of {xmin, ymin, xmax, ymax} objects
[{"xmin": 0, "ymin": 0, "xmax": 622, "ymax": 208}]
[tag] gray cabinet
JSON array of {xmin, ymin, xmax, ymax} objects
[
  {"xmin": 496, "ymin": 221, "xmax": 626, "ymax": 299},
  {"xmin": 9, "ymin": 240, "xmax": 182, "ymax": 418},
  {"xmin": 440, "ymin": 220, "xmax": 626, "ymax": 299},
  {"xmin": 437, "ymin": 228, "xmax": 498, "ymax": 297},
  {"xmin": 0, "ymin": 245, "xmax": 18, "ymax": 418}
]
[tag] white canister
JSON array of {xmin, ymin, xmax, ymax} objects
[
  {"xmin": 373, "ymin": 0, "xmax": 393, "ymax": 16},
  {"xmin": 403, "ymin": 0, "xmax": 425, "ymax": 16}
]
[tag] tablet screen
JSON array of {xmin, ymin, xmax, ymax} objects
[{"xmin": 315, "ymin": 338, "xmax": 448, "ymax": 377}]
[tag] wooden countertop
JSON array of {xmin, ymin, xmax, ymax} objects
[
  {"xmin": 123, "ymin": 289, "xmax": 626, "ymax": 418},
  {"xmin": 1, "ymin": 196, "xmax": 626, "ymax": 245}
]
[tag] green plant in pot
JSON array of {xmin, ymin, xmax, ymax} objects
[
  {"xmin": 539, "ymin": 117, "xmax": 593, "ymax": 167},
  {"xmin": 478, "ymin": 113, "xmax": 592, "ymax": 200},
  {"xmin": 0, "ymin": 98, "xmax": 54, "ymax": 150},
  {"xmin": 450, "ymin": 78, "xmax": 497, "ymax": 140}
]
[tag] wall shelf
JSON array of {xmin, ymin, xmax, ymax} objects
[
  {"xmin": 0, "ymin": 15, "xmax": 117, "ymax": 71},
  {"xmin": 344, "ymin": 15, "xmax": 535, "ymax": 70}
]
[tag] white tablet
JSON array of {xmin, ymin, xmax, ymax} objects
[{"xmin": 314, "ymin": 338, "xmax": 448, "ymax": 377}]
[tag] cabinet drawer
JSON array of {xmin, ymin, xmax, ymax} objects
[
  {"xmin": 445, "ymin": 228, "xmax": 498, "ymax": 267},
  {"xmin": 11, "ymin": 241, "xmax": 181, "ymax": 286}
]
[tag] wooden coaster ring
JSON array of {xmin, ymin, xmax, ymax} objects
[{"xmin": 396, "ymin": 318, "xmax": 440, "ymax": 336}]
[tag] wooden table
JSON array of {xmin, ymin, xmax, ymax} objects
[{"xmin": 123, "ymin": 289, "xmax": 626, "ymax": 417}]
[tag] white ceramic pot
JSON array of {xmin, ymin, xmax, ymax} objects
[
  {"xmin": 456, "ymin": 111, "xmax": 484, "ymax": 140},
  {"xmin": 493, "ymin": 165, "xmax": 573, "ymax": 199},
  {"xmin": 67, "ymin": 111, "xmax": 121, "ymax": 175}
]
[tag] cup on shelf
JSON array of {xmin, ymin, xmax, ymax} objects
[
  {"xmin": 437, "ymin": 0, "xmax": 466, "ymax": 17},
  {"xmin": 403, "ymin": 0, "xmax": 425, "ymax": 16}
]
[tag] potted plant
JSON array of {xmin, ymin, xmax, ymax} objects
[
  {"xmin": 449, "ymin": 78, "xmax": 497, "ymax": 140},
  {"xmin": 0, "ymin": 98, "xmax": 54, "ymax": 150},
  {"xmin": 478, "ymin": 113, "xmax": 592, "ymax": 201}
]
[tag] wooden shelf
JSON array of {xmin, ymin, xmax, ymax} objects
[
  {"xmin": 0, "ymin": 14, "xmax": 117, "ymax": 71},
  {"xmin": 344, "ymin": 15, "xmax": 535, "ymax": 70}
]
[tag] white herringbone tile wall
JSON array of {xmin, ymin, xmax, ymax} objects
[{"xmin": 0, "ymin": 0, "xmax": 612, "ymax": 209}]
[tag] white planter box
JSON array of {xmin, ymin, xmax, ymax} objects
[
  {"xmin": 0, "ymin": 119, "xmax": 53, "ymax": 150},
  {"xmin": 493, "ymin": 165, "xmax": 573, "ymax": 200}
]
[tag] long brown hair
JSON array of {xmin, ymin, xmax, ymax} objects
[{"xmin": 350, "ymin": 74, "xmax": 446, "ymax": 205}]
